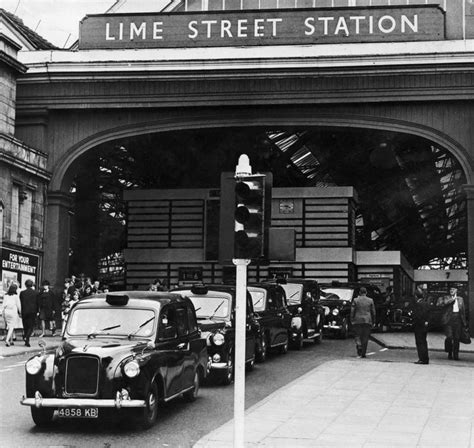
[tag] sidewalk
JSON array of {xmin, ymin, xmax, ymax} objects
[
  {"xmin": 0, "ymin": 334, "xmax": 62, "ymax": 358},
  {"xmin": 372, "ymin": 331, "xmax": 474, "ymax": 354},
  {"xmin": 195, "ymin": 333, "xmax": 474, "ymax": 448}
]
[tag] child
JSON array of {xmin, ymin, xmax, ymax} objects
[{"xmin": 62, "ymin": 290, "xmax": 79, "ymax": 326}]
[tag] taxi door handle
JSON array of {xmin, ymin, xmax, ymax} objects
[{"xmin": 177, "ymin": 342, "xmax": 187, "ymax": 350}]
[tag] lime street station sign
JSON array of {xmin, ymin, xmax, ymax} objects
[{"xmin": 78, "ymin": 6, "xmax": 444, "ymax": 50}]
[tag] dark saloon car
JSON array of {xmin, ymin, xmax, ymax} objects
[
  {"xmin": 277, "ymin": 278, "xmax": 325, "ymax": 349},
  {"xmin": 171, "ymin": 284, "xmax": 261, "ymax": 385},
  {"xmin": 21, "ymin": 292, "xmax": 208, "ymax": 428},
  {"xmin": 320, "ymin": 282, "xmax": 384, "ymax": 338},
  {"xmin": 248, "ymin": 283, "xmax": 292, "ymax": 360}
]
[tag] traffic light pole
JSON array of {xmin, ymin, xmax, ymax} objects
[{"xmin": 233, "ymin": 257, "xmax": 250, "ymax": 448}]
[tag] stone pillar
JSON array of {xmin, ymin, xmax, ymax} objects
[
  {"xmin": 43, "ymin": 191, "xmax": 72, "ymax": 289},
  {"xmin": 464, "ymin": 185, "xmax": 474, "ymax": 331}
]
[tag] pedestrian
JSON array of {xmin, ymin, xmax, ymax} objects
[
  {"xmin": 2, "ymin": 284, "xmax": 22, "ymax": 346},
  {"xmin": 81, "ymin": 284, "xmax": 93, "ymax": 298},
  {"xmin": 61, "ymin": 289, "xmax": 79, "ymax": 326},
  {"xmin": 436, "ymin": 286, "xmax": 467, "ymax": 360},
  {"xmin": 37, "ymin": 280, "xmax": 56, "ymax": 337},
  {"xmin": 411, "ymin": 285, "xmax": 431, "ymax": 365},
  {"xmin": 19, "ymin": 280, "xmax": 38, "ymax": 347},
  {"xmin": 350, "ymin": 286, "xmax": 376, "ymax": 358}
]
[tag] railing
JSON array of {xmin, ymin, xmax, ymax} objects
[{"xmin": 182, "ymin": 0, "xmax": 447, "ymax": 12}]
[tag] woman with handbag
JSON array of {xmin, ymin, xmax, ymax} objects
[{"xmin": 436, "ymin": 286, "xmax": 467, "ymax": 360}]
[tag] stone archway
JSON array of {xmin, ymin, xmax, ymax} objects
[{"xmin": 44, "ymin": 110, "xmax": 474, "ymax": 327}]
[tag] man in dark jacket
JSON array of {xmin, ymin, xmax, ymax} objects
[
  {"xmin": 37, "ymin": 280, "xmax": 56, "ymax": 337},
  {"xmin": 19, "ymin": 280, "xmax": 38, "ymax": 346},
  {"xmin": 411, "ymin": 285, "xmax": 432, "ymax": 365},
  {"xmin": 350, "ymin": 287, "xmax": 376, "ymax": 358}
]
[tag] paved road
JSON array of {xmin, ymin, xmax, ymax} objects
[{"xmin": 0, "ymin": 336, "xmax": 416, "ymax": 448}]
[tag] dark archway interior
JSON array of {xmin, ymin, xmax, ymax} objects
[{"xmin": 69, "ymin": 127, "xmax": 467, "ymax": 285}]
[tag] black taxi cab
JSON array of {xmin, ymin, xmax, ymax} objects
[
  {"xmin": 277, "ymin": 278, "xmax": 325, "ymax": 349},
  {"xmin": 248, "ymin": 283, "xmax": 292, "ymax": 360},
  {"xmin": 20, "ymin": 292, "xmax": 208, "ymax": 428},
  {"xmin": 171, "ymin": 284, "xmax": 262, "ymax": 385},
  {"xmin": 320, "ymin": 282, "xmax": 384, "ymax": 338}
]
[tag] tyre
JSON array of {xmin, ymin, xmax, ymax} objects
[
  {"xmin": 221, "ymin": 356, "xmax": 234, "ymax": 386},
  {"xmin": 246, "ymin": 357, "xmax": 255, "ymax": 371},
  {"xmin": 31, "ymin": 407, "xmax": 55, "ymax": 426},
  {"xmin": 340, "ymin": 319, "xmax": 348, "ymax": 340},
  {"xmin": 183, "ymin": 371, "xmax": 200, "ymax": 402},
  {"xmin": 291, "ymin": 332, "xmax": 304, "ymax": 350},
  {"xmin": 138, "ymin": 382, "xmax": 159, "ymax": 429},
  {"xmin": 315, "ymin": 329, "xmax": 323, "ymax": 344},
  {"xmin": 256, "ymin": 337, "xmax": 267, "ymax": 363}
]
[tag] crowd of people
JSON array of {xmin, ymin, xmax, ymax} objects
[{"xmin": 1, "ymin": 274, "xmax": 109, "ymax": 347}]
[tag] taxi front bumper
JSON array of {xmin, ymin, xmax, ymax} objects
[{"xmin": 21, "ymin": 391, "xmax": 146, "ymax": 408}]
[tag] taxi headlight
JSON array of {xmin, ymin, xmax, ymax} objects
[
  {"xmin": 212, "ymin": 332, "xmax": 225, "ymax": 346},
  {"xmin": 332, "ymin": 308, "xmax": 339, "ymax": 316},
  {"xmin": 291, "ymin": 316, "xmax": 302, "ymax": 330},
  {"xmin": 26, "ymin": 357, "xmax": 42, "ymax": 375},
  {"xmin": 124, "ymin": 360, "xmax": 140, "ymax": 378},
  {"xmin": 323, "ymin": 306, "xmax": 330, "ymax": 316}
]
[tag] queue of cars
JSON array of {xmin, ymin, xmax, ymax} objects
[{"xmin": 20, "ymin": 278, "xmax": 390, "ymax": 428}]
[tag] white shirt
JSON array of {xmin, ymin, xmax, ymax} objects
[{"xmin": 453, "ymin": 296, "xmax": 459, "ymax": 313}]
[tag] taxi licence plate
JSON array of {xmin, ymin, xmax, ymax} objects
[{"xmin": 57, "ymin": 407, "xmax": 99, "ymax": 418}]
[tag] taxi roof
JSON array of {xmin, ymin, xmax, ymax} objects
[{"xmin": 76, "ymin": 291, "xmax": 188, "ymax": 309}]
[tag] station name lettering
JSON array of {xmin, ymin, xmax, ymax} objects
[{"xmin": 104, "ymin": 13, "xmax": 419, "ymax": 41}]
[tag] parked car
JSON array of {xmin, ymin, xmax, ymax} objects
[
  {"xmin": 21, "ymin": 292, "xmax": 208, "ymax": 428},
  {"xmin": 248, "ymin": 283, "xmax": 292, "ymax": 360},
  {"xmin": 171, "ymin": 284, "xmax": 261, "ymax": 385},
  {"xmin": 276, "ymin": 278, "xmax": 324, "ymax": 349},
  {"xmin": 320, "ymin": 282, "xmax": 385, "ymax": 338}
]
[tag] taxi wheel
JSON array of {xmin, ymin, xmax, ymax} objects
[
  {"xmin": 256, "ymin": 337, "xmax": 267, "ymax": 363},
  {"xmin": 139, "ymin": 382, "xmax": 159, "ymax": 429},
  {"xmin": 31, "ymin": 407, "xmax": 55, "ymax": 426},
  {"xmin": 279, "ymin": 340, "xmax": 288, "ymax": 354},
  {"xmin": 221, "ymin": 357, "xmax": 234, "ymax": 386},
  {"xmin": 340, "ymin": 319, "xmax": 349, "ymax": 339},
  {"xmin": 184, "ymin": 371, "xmax": 200, "ymax": 402},
  {"xmin": 291, "ymin": 333, "xmax": 304, "ymax": 350}
]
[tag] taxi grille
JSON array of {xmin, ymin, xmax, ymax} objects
[{"xmin": 65, "ymin": 356, "xmax": 99, "ymax": 395}]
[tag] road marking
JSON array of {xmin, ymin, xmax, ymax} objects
[{"xmin": 379, "ymin": 348, "xmax": 388, "ymax": 352}]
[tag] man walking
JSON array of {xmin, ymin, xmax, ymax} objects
[
  {"xmin": 19, "ymin": 280, "xmax": 38, "ymax": 347},
  {"xmin": 437, "ymin": 286, "xmax": 467, "ymax": 360},
  {"xmin": 350, "ymin": 287, "xmax": 376, "ymax": 358}
]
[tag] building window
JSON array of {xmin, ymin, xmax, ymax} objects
[{"xmin": 11, "ymin": 184, "xmax": 32, "ymax": 246}]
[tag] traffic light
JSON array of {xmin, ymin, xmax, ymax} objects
[{"xmin": 234, "ymin": 175, "xmax": 265, "ymax": 259}]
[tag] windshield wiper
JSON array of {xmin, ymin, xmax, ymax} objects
[
  {"xmin": 88, "ymin": 324, "xmax": 121, "ymax": 339},
  {"xmin": 128, "ymin": 316, "xmax": 156, "ymax": 339},
  {"xmin": 253, "ymin": 297, "xmax": 264, "ymax": 307},
  {"xmin": 210, "ymin": 300, "xmax": 225, "ymax": 319},
  {"xmin": 289, "ymin": 291, "xmax": 300, "ymax": 299}
]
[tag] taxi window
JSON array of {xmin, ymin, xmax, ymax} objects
[
  {"xmin": 280, "ymin": 283, "xmax": 303, "ymax": 305},
  {"xmin": 249, "ymin": 288, "xmax": 266, "ymax": 312},
  {"xmin": 187, "ymin": 305, "xmax": 198, "ymax": 333},
  {"xmin": 176, "ymin": 307, "xmax": 188, "ymax": 337}
]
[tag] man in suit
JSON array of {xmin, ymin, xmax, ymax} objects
[
  {"xmin": 437, "ymin": 286, "xmax": 467, "ymax": 360},
  {"xmin": 19, "ymin": 280, "xmax": 38, "ymax": 347},
  {"xmin": 411, "ymin": 285, "xmax": 432, "ymax": 365},
  {"xmin": 350, "ymin": 287, "xmax": 376, "ymax": 358}
]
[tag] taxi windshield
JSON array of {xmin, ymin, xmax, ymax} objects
[
  {"xmin": 249, "ymin": 289, "xmax": 266, "ymax": 312},
  {"xmin": 280, "ymin": 284, "xmax": 303, "ymax": 305},
  {"xmin": 68, "ymin": 307, "xmax": 156, "ymax": 337},
  {"xmin": 186, "ymin": 294, "xmax": 231, "ymax": 320},
  {"xmin": 321, "ymin": 288, "xmax": 354, "ymax": 301}
]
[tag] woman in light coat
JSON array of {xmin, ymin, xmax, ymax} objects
[{"xmin": 2, "ymin": 284, "xmax": 22, "ymax": 346}]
